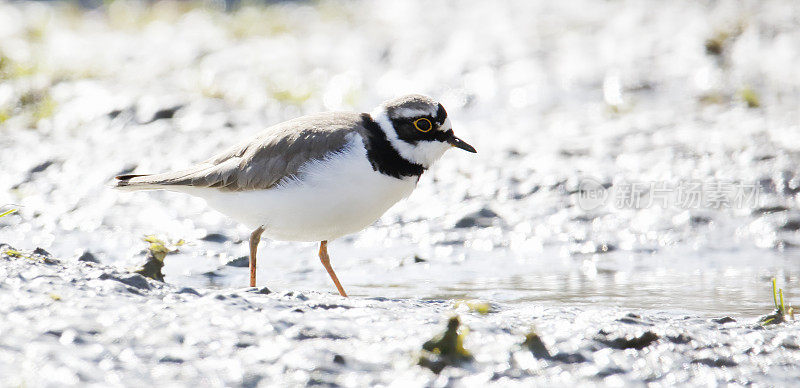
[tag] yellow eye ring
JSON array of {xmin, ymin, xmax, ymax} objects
[{"xmin": 413, "ymin": 118, "xmax": 433, "ymax": 132}]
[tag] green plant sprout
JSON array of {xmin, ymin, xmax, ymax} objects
[
  {"xmin": 2, "ymin": 248, "xmax": 25, "ymax": 258},
  {"xmin": 739, "ymin": 87, "xmax": 760, "ymax": 108},
  {"xmin": 760, "ymin": 278, "xmax": 794, "ymax": 325},
  {"xmin": 418, "ymin": 316, "xmax": 473, "ymax": 374},
  {"xmin": 1, "ymin": 246, "xmax": 55, "ymax": 263},
  {"xmin": 135, "ymin": 235, "xmax": 185, "ymax": 281},
  {"xmin": 1, "ymin": 209, "xmax": 28, "ymax": 260}
]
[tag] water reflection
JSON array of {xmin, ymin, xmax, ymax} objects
[
  {"xmin": 421, "ymin": 270, "xmax": 798, "ymax": 317},
  {"xmin": 169, "ymin": 238, "xmax": 800, "ymax": 318},
  {"xmin": 353, "ymin": 249, "xmax": 800, "ymax": 317}
]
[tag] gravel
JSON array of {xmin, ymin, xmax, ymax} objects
[{"xmin": 3, "ymin": 247, "xmax": 800, "ymax": 386}]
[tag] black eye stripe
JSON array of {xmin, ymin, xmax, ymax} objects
[{"xmin": 435, "ymin": 103, "xmax": 447, "ymax": 124}]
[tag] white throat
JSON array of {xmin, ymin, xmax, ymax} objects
[{"xmin": 370, "ymin": 107, "xmax": 451, "ymax": 168}]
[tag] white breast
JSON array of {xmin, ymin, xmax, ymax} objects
[{"xmin": 192, "ymin": 134, "xmax": 418, "ymax": 242}]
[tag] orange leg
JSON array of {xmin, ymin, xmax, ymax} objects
[
  {"xmin": 319, "ymin": 241, "xmax": 347, "ymax": 297},
  {"xmin": 249, "ymin": 226, "xmax": 264, "ymax": 287}
]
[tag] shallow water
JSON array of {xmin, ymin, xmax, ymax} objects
[{"xmin": 163, "ymin": 243, "xmax": 800, "ymax": 318}]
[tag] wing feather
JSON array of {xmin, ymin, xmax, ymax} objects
[{"xmin": 116, "ymin": 112, "xmax": 368, "ymax": 192}]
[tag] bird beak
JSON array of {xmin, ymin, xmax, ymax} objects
[{"xmin": 447, "ymin": 134, "xmax": 477, "ymax": 153}]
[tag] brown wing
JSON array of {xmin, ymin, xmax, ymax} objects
[{"xmin": 116, "ymin": 112, "xmax": 368, "ymax": 192}]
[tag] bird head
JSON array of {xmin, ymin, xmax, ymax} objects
[{"xmin": 371, "ymin": 94, "xmax": 476, "ymax": 168}]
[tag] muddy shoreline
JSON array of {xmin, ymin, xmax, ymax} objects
[{"xmin": 2, "ymin": 246, "xmax": 800, "ymax": 386}]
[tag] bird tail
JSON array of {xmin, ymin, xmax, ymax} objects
[
  {"xmin": 113, "ymin": 167, "xmax": 212, "ymax": 192},
  {"xmin": 114, "ymin": 174, "xmax": 167, "ymax": 191}
]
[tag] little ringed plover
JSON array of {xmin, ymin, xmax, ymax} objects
[{"xmin": 115, "ymin": 94, "xmax": 476, "ymax": 296}]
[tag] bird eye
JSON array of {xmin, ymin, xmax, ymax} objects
[{"xmin": 413, "ymin": 118, "xmax": 432, "ymax": 132}]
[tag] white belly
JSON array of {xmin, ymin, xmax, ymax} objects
[{"xmin": 190, "ymin": 138, "xmax": 418, "ymax": 241}]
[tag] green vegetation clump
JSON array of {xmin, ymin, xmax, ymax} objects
[
  {"xmin": 227, "ymin": 6, "xmax": 291, "ymax": 39},
  {"xmin": 1, "ymin": 246, "xmax": 57, "ymax": 264},
  {"xmin": 760, "ymin": 278, "xmax": 794, "ymax": 325},
  {"xmin": 135, "ymin": 235, "xmax": 184, "ymax": 281},
  {"xmin": 31, "ymin": 92, "xmax": 57, "ymax": 121},
  {"xmin": 2, "ymin": 248, "xmax": 26, "ymax": 259},
  {"xmin": 455, "ymin": 300, "xmax": 492, "ymax": 315},
  {"xmin": 270, "ymin": 89, "xmax": 313, "ymax": 105},
  {"xmin": 1, "ymin": 89, "xmax": 59, "ymax": 125},
  {"xmin": 0, "ymin": 109, "xmax": 10, "ymax": 124},
  {"xmin": 0, "ymin": 54, "xmax": 12, "ymax": 80},
  {"xmin": 739, "ymin": 87, "xmax": 760, "ymax": 108},
  {"xmin": 704, "ymin": 22, "xmax": 745, "ymax": 58},
  {"xmin": 704, "ymin": 31, "xmax": 730, "ymax": 57},
  {"xmin": 0, "ymin": 52, "xmax": 37, "ymax": 81},
  {"xmin": 418, "ymin": 316, "xmax": 473, "ymax": 374}
]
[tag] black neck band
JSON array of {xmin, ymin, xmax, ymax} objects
[{"xmin": 361, "ymin": 114, "xmax": 425, "ymax": 179}]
